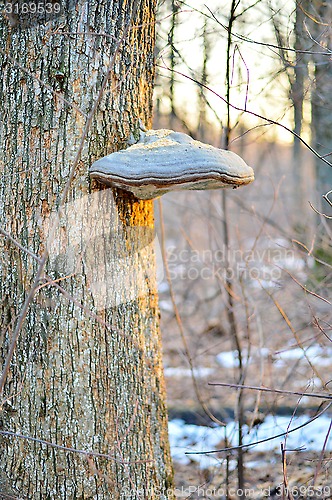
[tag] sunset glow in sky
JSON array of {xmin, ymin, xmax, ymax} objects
[{"xmin": 155, "ymin": 0, "xmax": 309, "ymax": 144}]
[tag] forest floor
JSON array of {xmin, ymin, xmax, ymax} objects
[
  {"xmin": 172, "ymin": 451, "xmax": 332, "ymax": 499},
  {"xmin": 156, "ymin": 140, "xmax": 332, "ymax": 498}
]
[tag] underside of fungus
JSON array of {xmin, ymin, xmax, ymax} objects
[{"xmin": 89, "ymin": 129, "xmax": 254, "ymax": 200}]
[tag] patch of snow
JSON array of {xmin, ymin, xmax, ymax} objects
[
  {"xmin": 169, "ymin": 414, "xmax": 332, "ymax": 467},
  {"xmin": 168, "ymin": 419, "xmax": 226, "ymax": 467},
  {"xmin": 249, "ymin": 278, "xmax": 281, "ymax": 289},
  {"xmin": 159, "ymin": 300, "xmax": 174, "ymax": 312},
  {"xmin": 216, "ymin": 347, "xmax": 271, "ymax": 368},
  {"xmin": 278, "ymin": 256, "xmax": 305, "ymax": 271},
  {"xmin": 164, "ymin": 367, "xmax": 215, "ymax": 378},
  {"xmin": 216, "ymin": 350, "xmax": 240, "ymax": 368},
  {"xmin": 241, "ymin": 414, "xmax": 332, "ymax": 452},
  {"xmin": 158, "ymin": 281, "xmax": 169, "ymax": 293},
  {"xmin": 274, "ymin": 345, "xmax": 332, "ymax": 368},
  {"xmin": 274, "ymin": 238, "xmax": 290, "ymax": 248},
  {"xmin": 310, "ymin": 377, "xmax": 323, "ymax": 388}
]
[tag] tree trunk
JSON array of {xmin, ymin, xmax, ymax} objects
[
  {"xmin": 310, "ymin": 0, "xmax": 332, "ymax": 218},
  {"xmin": 291, "ymin": 0, "xmax": 309, "ymax": 229},
  {"xmin": 0, "ymin": 1, "xmax": 174, "ymax": 499},
  {"xmin": 196, "ymin": 19, "xmax": 209, "ymax": 142},
  {"xmin": 168, "ymin": 0, "xmax": 178, "ymax": 130}
]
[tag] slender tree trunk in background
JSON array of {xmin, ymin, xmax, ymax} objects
[
  {"xmin": 291, "ymin": 0, "xmax": 309, "ymax": 230},
  {"xmin": 310, "ymin": 0, "xmax": 332, "ymax": 219},
  {"xmin": 0, "ymin": 1, "xmax": 174, "ymax": 498},
  {"xmin": 223, "ymin": 1, "xmax": 245, "ymax": 496},
  {"xmin": 196, "ymin": 19, "xmax": 209, "ymax": 142},
  {"xmin": 168, "ymin": 0, "xmax": 178, "ymax": 129}
]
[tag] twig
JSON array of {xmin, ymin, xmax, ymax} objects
[
  {"xmin": 0, "ymin": 48, "xmax": 86, "ymax": 117},
  {"xmin": 0, "ymin": 223, "xmax": 156, "ymax": 391},
  {"xmin": 308, "ymin": 201, "xmax": 332, "ymax": 220},
  {"xmin": 279, "ymin": 267, "xmax": 332, "ymax": 305},
  {"xmin": 309, "ymin": 189, "xmax": 332, "ymax": 219},
  {"xmin": 323, "ymin": 189, "xmax": 332, "ymax": 207},
  {"xmin": 158, "ymin": 198, "xmax": 226, "ymax": 427},
  {"xmin": 114, "ymin": 401, "xmax": 142, "ymax": 499},
  {"xmin": 185, "ymin": 402, "xmax": 332, "ymax": 454},
  {"xmin": 204, "ymin": 4, "xmax": 331, "ymax": 56},
  {"xmin": 262, "ymin": 289, "xmax": 325, "ymax": 385},
  {"xmin": 281, "ymin": 442, "xmax": 293, "ymax": 500},
  {"xmin": 208, "ymin": 382, "xmax": 332, "ymax": 400},
  {"xmin": 312, "ymin": 418, "xmax": 332, "ymax": 486},
  {"xmin": 0, "ymin": 227, "xmax": 42, "ymax": 263},
  {"xmin": 0, "ymin": 429, "xmax": 152, "ymax": 464},
  {"xmin": 156, "ymin": 63, "xmax": 332, "ymax": 168}
]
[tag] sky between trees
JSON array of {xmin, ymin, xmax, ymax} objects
[{"xmin": 156, "ymin": 0, "xmax": 309, "ymax": 144}]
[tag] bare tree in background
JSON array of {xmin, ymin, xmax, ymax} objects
[
  {"xmin": 153, "ymin": 0, "xmax": 332, "ymax": 494},
  {"xmin": 291, "ymin": 0, "xmax": 310, "ymax": 226},
  {"xmin": 0, "ymin": 1, "xmax": 174, "ymax": 498},
  {"xmin": 309, "ymin": 0, "xmax": 332, "ymax": 219},
  {"xmin": 169, "ymin": 0, "xmax": 178, "ymax": 129},
  {"xmin": 196, "ymin": 18, "xmax": 210, "ymax": 142}
]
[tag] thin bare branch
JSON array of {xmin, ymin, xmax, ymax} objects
[
  {"xmin": 0, "ymin": 48, "xmax": 86, "ymax": 117},
  {"xmin": 186, "ymin": 402, "xmax": 332, "ymax": 455},
  {"xmin": 0, "ymin": 225, "xmax": 157, "ymax": 385},
  {"xmin": 205, "ymin": 4, "xmax": 331, "ymax": 56},
  {"xmin": 280, "ymin": 267, "xmax": 332, "ymax": 305},
  {"xmin": 158, "ymin": 198, "xmax": 226, "ymax": 427},
  {"xmin": 309, "ymin": 201, "xmax": 332, "ymax": 220},
  {"xmin": 156, "ymin": 63, "xmax": 332, "ymax": 168},
  {"xmin": 0, "ymin": 226, "xmax": 42, "ymax": 263},
  {"xmin": 313, "ymin": 418, "xmax": 332, "ymax": 486},
  {"xmin": 0, "ymin": 430, "xmax": 152, "ymax": 464},
  {"xmin": 208, "ymin": 382, "xmax": 332, "ymax": 400}
]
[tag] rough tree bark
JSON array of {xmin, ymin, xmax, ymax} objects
[{"xmin": 0, "ymin": 1, "xmax": 174, "ymax": 498}]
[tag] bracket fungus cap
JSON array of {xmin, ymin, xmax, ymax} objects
[{"xmin": 89, "ymin": 129, "xmax": 254, "ymax": 200}]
